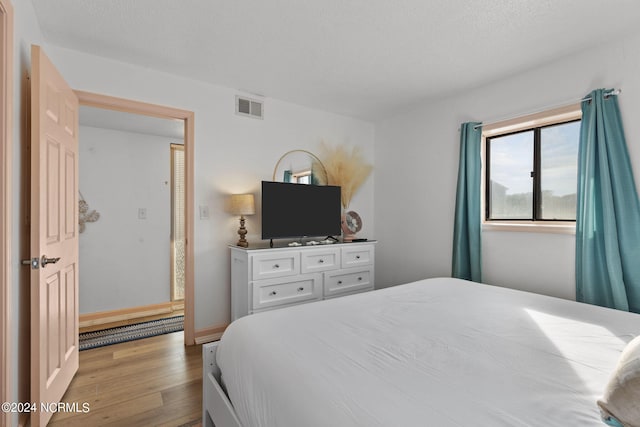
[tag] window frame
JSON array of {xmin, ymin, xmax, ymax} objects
[
  {"xmin": 170, "ymin": 143, "xmax": 185, "ymax": 302},
  {"xmin": 481, "ymin": 103, "xmax": 581, "ymax": 234}
]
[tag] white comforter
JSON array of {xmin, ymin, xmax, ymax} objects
[{"xmin": 217, "ymin": 277, "xmax": 640, "ymax": 426}]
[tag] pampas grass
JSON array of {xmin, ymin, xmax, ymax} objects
[
  {"xmin": 310, "ymin": 157, "xmax": 328, "ymax": 185},
  {"xmin": 319, "ymin": 142, "xmax": 372, "ymax": 209}
]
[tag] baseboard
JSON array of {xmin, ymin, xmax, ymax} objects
[
  {"xmin": 79, "ymin": 301, "xmax": 185, "ymax": 329},
  {"xmin": 194, "ymin": 323, "xmax": 228, "ymax": 344}
]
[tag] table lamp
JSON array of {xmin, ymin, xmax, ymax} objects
[{"xmin": 229, "ymin": 194, "xmax": 255, "ymax": 247}]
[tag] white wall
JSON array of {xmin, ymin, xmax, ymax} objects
[
  {"xmin": 43, "ymin": 45, "xmax": 375, "ymax": 330},
  {"xmin": 79, "ymin": 125, "xmax": 177, "ymax": 314},
  {"xmin": 375, "ymin": 30, "xmax": 640, "ymax": 300}
]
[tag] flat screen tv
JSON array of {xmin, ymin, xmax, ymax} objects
[{"xmin": 261, "ymin": 181, "xmax": 342, "ymax": 241}]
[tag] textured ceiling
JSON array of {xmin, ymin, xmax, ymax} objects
[{"xmin": 30, "ymin": 0, "xmax": 640, "ymax": 121}]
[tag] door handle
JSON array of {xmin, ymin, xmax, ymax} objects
[
  {"xmin": 41, "ymin": 255, "xmax": 61, "ymax": 267},
  {"xmin": 21, "ymin": 258, "xmax": 39, "ymax": 269},
  {"xmin": 21, "ymin": 255, "xmax": 60, "ymax": 269}
]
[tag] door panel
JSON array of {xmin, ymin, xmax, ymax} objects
[
  {"xmin": 30, "ymin": 44, "xmax": 79, "ymax": 427},
  {"xmin": 46, "ymin": 138, "xmax": 60, "ymax": 243},
  {"xmin": 63, "ymin": 264, "xmax": 76, "ymax": 357},
  {"xmin": 45, "ymin": 272, "xmax": 60, "ymax": 383},
  {"xmin": 64, "ymin": 150, "xmax": 76, "ymax": 238}
]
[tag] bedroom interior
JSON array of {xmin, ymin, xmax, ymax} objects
[{"xmin": 3, "ymin": 1, "xmax": 640, "ymax": 426}]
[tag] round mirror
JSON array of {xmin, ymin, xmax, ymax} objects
[{"xmin": 272, "ymin": 150, "xmax": 328, "ymax": 185}]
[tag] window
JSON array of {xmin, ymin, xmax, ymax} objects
[
  {"xmin": 484, "ymin": 106, "xmax": 581, "ymax": 225},
  {"xmin": 292, "ymin": 169, "xmax": 312, "ymax": 184},
  {"xmin": 171, "ymin": 144, "xmax": 185, "ymax": 301}
]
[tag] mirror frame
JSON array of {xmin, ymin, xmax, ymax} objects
[
  {"xmin": 74, "ymin": 90, "xmax": 196, "ymax": 345},
  {"xmin": 272, "ymin": 149, "xmax": 328, "ymax": 184}
]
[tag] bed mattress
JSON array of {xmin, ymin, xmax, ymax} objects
[{"xmin": 216, "ymin": 277, "xmax": 640, "ymax": 426}]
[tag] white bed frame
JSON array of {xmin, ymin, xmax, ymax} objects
[{"xmin": 202, "ymin": 342, "xmax": 243, "ymax": 427}]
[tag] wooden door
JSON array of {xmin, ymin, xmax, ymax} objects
[{"xmin": 29, "ymin": 45, "xmax": 79, "ymax": 427}]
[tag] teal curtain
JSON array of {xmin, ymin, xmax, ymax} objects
[
  {"xmin": 576, "ymin": 89, "xmax": 640, "ymax": 313},
  {"xmin": 283, "ymin": 170, "xmax": 292, "ymax": 183},
  {"xmin": 452, "ymin": 122, "xmax": 482, "ymax": 282}
]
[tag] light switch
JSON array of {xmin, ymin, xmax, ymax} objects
[{"xmin": 199, "ymin": 205, "xmax": 209, "ymax": 219}]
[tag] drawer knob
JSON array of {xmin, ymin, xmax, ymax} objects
[
  {"xmin": 318, "ymin": 259, "xmax": 324, "ymax": 263},
  {"xmin": 297, "ymin": 287, "xmax": 304, "ymax": 292},
  {"xmin": 358, "ymin": 277, "xmax": 363, "ymax": 281},
  {"xmin": 338, "ymin": 280, "xmax": 343, "ymax": 285},
  {"xmin": 356, "ymin": 255, "xmax": 361, "ymax": 259},
  {"xmin": 270, "ymin": 291, "xmax": 277, "ymax": 296},
  {"xmin": 273, "ymin": 264, "xmax": 280, "ymax": 269}
]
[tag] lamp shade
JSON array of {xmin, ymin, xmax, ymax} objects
[{"xmin": 229, "ymin": 194, "xmax": 255, "ymax": 216}]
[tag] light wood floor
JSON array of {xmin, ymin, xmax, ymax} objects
[{"xmin": 49, "ymin": 331, "xmax": 202, "ymax": 427}]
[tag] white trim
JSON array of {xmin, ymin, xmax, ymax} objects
[
  {"xmin": 0, "ymin": 2, "xmax": 13, "ymax": 426},
  {"xmin": 482, "ymin": 221, "xmax": 575, "ymax": 235},
  {"xmin": 482, "ymin": 103, "xmax": 582, "ymax": 136}
]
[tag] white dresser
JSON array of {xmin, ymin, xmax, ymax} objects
[{"xmin": 230, "ymin": 241, "xmax": 376, "ymax": 320}]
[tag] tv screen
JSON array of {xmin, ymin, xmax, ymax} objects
[{"xmin": 261, "ymin": 181, "xmax": 342, "ymax": 240}]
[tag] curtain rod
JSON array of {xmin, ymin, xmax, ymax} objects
[
  {"xmin": 582, "ymin": 88, "xmax": 621, "ymax": 102},
  {"xmin": 471, "ymin": 89, "xmax": 622, "ymax": 130}
]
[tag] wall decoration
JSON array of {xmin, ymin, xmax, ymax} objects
[
  {"xmin": 318, "ymin": 143, "xmax": 372, "ymax": 241},
  {"xmin": 79, "ymin": 191, "xmax": 100, "ymax": 233},
  {"xmin": 318, "ymin": 142, "xmax": 372, "ymax": 209},
  {"xmin": 272, "ymin": 149, "xmax": 328, "ymax": 185}
]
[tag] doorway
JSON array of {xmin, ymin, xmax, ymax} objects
[{"xmin": 75, "ymin": 91, "xmax": 195, "ymax": 345}]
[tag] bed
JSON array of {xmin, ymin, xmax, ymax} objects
[{"xmin": 203, "ymin": 277, "xmax": 640, "ymax": 426}]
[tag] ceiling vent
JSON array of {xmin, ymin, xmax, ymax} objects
[{"xmin": 236, "ymin": 95, "xmax": 264, "ymax": 119}]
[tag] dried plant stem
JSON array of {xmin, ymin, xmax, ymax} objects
[{"xmin": 319, "ymin": 142, "xmax": 372, "ymax": 209}]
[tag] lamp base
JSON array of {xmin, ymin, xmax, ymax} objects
[{"xmin": 237, "ymin": 215, "xmax": 249, "ymax": 247}]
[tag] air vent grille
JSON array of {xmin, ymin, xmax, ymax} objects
[{"xmin": 236, "ymin": 96, "xmax": 264, "ymax": 119}]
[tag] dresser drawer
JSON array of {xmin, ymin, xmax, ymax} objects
[
  {"xmin": 300, "ymin": 247, "xmax": 341, "ymax": 274},
  {"xmin": 231, "ymin": 242, "xmax": 376, "ymax": 320},
  {"xmin": 324, "ymin": 268, "xmax": 373, "ymax": 297},
  {"xmin": 251, "ymin": 251, "xmax": 300, "ymax": 280},
  {"xmin": 252, "ymin": 274, "xmax": 322, "ymax": 311},
  {"xmin": 341, "ymin": 244, "xmax": 374, "ymax": 268}
]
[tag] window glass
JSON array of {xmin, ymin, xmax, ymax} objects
[
  {"xmin": 488, "ymin": 130, "xmax": 534, "ymax": 219},
  {"xmin": 540, "ymin": 121, "xmax": 580, "ymax": 220}
]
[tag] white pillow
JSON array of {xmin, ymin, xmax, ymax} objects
[{"xmin": 598, "ymin": 335, "xmax": 640, "ymax": 427}]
